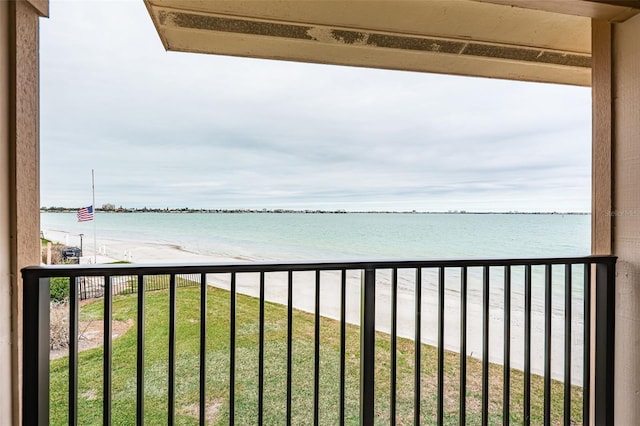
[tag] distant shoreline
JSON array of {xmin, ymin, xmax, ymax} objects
[{"xmin": 41, "ymin": 208, "xmax": 590, "ymax": 215}]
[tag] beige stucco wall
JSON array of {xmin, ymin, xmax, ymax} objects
[
  {"xmin": 0, "ymin": 2, "xmax": 13, "ymax": 425},
  {"xmin": 612, "ymin": 12, "xmax": 640, "ymax": 425},
  {"xmin": 2, "ymin": 2, "xmax": 46, "ymax": 424}
]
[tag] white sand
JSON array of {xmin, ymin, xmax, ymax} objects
[{"xmin": 42, "ymin": 229, "xmax": 584, "ymax": 384}]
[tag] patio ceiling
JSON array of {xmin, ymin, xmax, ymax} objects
[{"xmin": 144, "ymin": 1, "xmax": 640, "ymax": 86}]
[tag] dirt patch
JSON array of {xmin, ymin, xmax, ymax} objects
[
  {"xmin": 81, "ymin": 388, "xmax": 98, "ymax": 401},
  {"xmin": 179, "ymin": 399, "xmax": 224, "ymax": 424},
  {"xmin": 50, "ymin": 319, "xmax": 134, "ymax": 360}
]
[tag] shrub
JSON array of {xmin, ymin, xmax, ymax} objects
[
  {"xmin": 50, "ymin": 277, "xmax": 70, "ymax": 303},
  {"xmin": 50, "ymin": 301, "xmax": 69, "ymax": 350}
]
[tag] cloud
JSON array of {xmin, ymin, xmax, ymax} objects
[{"xmin": 40, "ymin": 0, "xmax": 592, "ymax": 212}]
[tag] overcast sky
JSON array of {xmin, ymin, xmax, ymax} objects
[{"xmin": 40, "ymin": 0, "xmax": 592, "ymax": 212}]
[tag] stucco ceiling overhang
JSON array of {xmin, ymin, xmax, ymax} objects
[{"xmin": 144, "ymin": 1, "xmax": 640, "ymax": 86}]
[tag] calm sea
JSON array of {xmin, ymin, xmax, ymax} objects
[
  {"xmin": 42, "ymin": 212, "xmax": 591, "ymax": 379},
  {"xmin": 40, "ymin": 212, "xmax": 590, "ymax": 261}
]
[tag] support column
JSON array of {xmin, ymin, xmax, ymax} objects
[
  {"xmin": 593, "ymin": 12, "xmax": 640, "ymax": 425},
  {"xmin": 4, "ymin": 1, "xmax": 48, "ymax": 425},
  {"xmin": 591, "ymin": 19, "xmax": 614, "ymax": 426},
  {"xmin": 591, "ymin": 20, "xmax": 613, "ymax": 256},
  {"xmin": 1, "ymin": 3, "xmax": 13, "ymax": 424}
]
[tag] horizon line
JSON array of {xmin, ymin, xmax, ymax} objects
[{"xmin": 40, "ymin": 207, "xmax": 590, "ymax": 215}]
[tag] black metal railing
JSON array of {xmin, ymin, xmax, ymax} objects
[{"xmin": 22, "ymin": 256, "xmax": 616, "ymax": 425}]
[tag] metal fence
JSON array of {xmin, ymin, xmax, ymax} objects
[
  {"xmin": 72, "ymin": 274, "xmax": 200, "ymax": 300},
  {"xmin": 22, "ymin": 256, "xmax": 616, "ymax": 425}
]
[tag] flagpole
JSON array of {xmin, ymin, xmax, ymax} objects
[{"xmin": 92, "ymin": 169, "xmax": 97, "ymax": 264}]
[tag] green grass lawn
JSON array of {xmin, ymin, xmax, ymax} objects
[{"xmin": 49, "ymin": 283, "xmax": 584, "ymax": 425}]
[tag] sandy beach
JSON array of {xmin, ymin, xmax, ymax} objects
[{"xmin": 42, "ymin": 228, "xmax": 585, "ymax": 384}]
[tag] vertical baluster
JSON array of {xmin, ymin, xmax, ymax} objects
[
  {"xmin": 314, "ymin": 270, "xmax": 321, "ymax": 426},
  {"xmin": 168, "ymin": 274, "xmax": 177, "ymax": 426},
  {"xmin": 414, "ymin": 268, "xmax": 422, "ymax": 426},
  {"xmin": 594, "ymin": 260, "xmax": 615, "ymax": 425},
  {"xmin": 524, "ymin": 265, "xmax": 532, "ymax": 426},
  {"xmin": 563, "ymin": 265, "xmax": 572, "ymax": 426},
  {"xmin": 104, "ymin": 275, "xmax": 113, "ymax": 426},
  {"xmin": 69, "ymin": 276, "xmax": 79, "ymax": 426},
  {"xmin": 544, "ymin": 265, "xmax": 552, "ymax": 426},
  {"xmin": 391, "ymin": 268, "xmax": 398, "ymax": 426},
  {"xmin": 21, "ymin": 272, "xmax": 51, "ymax": 426},
  {"xmin": 482, "ymin": 266, "xmax": 489, "ymax": 426},
  {"xmin": 340, "ymin": 269, "xmax": 347, "ymax": 426},
  {"xmin": 286, "ymin": 270, "xmax": 293, "ymax": 426},
  {"xmin": 230, "ymin": 273, "xmax": 236, "ymax": 425},
  {"xmin": 259, "ymin": 272, "xmax": 265, "ymax": 426},
  {"xmin": 460, "ymin": 267, "xmax": 467, "ymax": 426},
  {"xmin": 503, "ymin": 266, "xmax": 511, "ymax": 426},
  {"xmin": 136, "ymin": 275, "xmax": 145, "ymax": 425},
  {"xmin": 438, "ymin": 267, "xmax": 445, "ymax": 426},
  {"xmin": 361, "ymin": 268, "xmax": 376, "ymax": 426},
  {"xmin": 199, "ymin": 273, "xmax": 207, "ymax": 426},
  {"xmin": 582, "ymin": 264, "xmax": 591, "ymax": 426}
]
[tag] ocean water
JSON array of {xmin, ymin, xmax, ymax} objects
[
  {"xmin": 41, "ymin": 212, "xmax": 590, "ymax": 261},
  {"xmin": 41, "ymin": 212, "xmax": 591, "ymax": 380}
]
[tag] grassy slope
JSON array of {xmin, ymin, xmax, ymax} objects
[{"xmin": 49, "ymin": 284, "xmax": 584, "ymax": 425}]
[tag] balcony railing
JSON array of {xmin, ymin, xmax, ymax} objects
[{"xmin": 22, "ymin": 256, "xmax": 615, "ymax": 425}]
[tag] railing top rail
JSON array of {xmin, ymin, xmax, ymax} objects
[{"xmin": 22, "ymin": 255, "xmax": 617, "ymax": 278}]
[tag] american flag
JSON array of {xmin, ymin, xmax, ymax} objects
[{"xmin": 77, "ymin": 205, "xmax": 94, "ymax": 222}]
